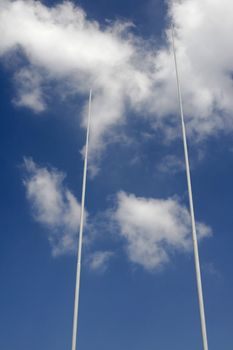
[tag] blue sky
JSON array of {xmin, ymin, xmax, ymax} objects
[{"xmin": 0, "ymin": 0, "xmax": 233, "ymax": 349}]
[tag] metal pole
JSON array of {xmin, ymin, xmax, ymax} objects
[
  {"xmin": 171, "ymin": 28, "xmax": 209, "ymax": 350},
  {"xmin": 71, "ymin": 89, "xmax": 92, "ymax": 350}
]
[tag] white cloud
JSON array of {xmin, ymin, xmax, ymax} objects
[
  {"xmin": 23, "ymin": 157, "xmax": 83, "ymax": 256},
  {"xmin": 1, "ymin": 0, "xmax": 233, "ymax": 165},
  {"xmin": 0, "ymin": 0, "xmax": 145, "ymax": 162},
  {"xmin": 23, "ymin": 158, "xmax": 211, "ymax": 270},
  {"xmin": 13, "ymin": 68, "xmax": 46, "ymax": 112},
  {"xmin": 113, "ymin": 191, "xmax": 211, "ymax": 271},
  {"xmin": 87, "ymin": 250, "xmax": 114, "ymax": 272},
  {"xmin": 156, "ymin": 0, "xmax": 233, "ymax": 138},
  {"xmin": 23, "ymin": 158, "xmax": 113, "ymax": 268}
]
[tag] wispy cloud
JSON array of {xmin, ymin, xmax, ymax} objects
[
  {"xmin": 87, "ymin": 251, "xmax": 114, "ymax": 272},
  {"xmin": 2, "ymin": 0, "xmax": 233, "ymax": 167},
  {"xmin": 112, "ymin": 191, "xmax": 211, "ymax": 271},
  {"xmin": 202, "ymin": 262, "xmax": 222, "ymax": 280},
  {"xmin": 13, "ymin": 68, "xmax": 46, "ymax": 112},
  {"xmin": 157, "ymin": 154, "xmax": 185, "ymax": 174},
  {"xmin": 23, "ymin": 157, "xmax": 83, "ymax": 256}
]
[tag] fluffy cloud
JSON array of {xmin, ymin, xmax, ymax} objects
[
  {"xmin": 22, "ymin": 158, "xmax": 211, "ymax": 270},
  {"xmin": 0, "ymin": 0, "xmax": 150, "ymax": 162},
  {"xmin": 113, "ymin": 191, "xmax": 211, "ymax": 271},
  {"xmin": 1, "ymin": 0, "xmax": 233, "ymax": 163},
  {"xmin": 159, "ymin": 0, "xmax": 233, "ymax": 138},
  {"xmin": 23, "ymin": 157, "xmax": 83, "ymax": 256},
  {"xmin": 23, "ymin": 158, "xmax": 114, "ymax": 269}
]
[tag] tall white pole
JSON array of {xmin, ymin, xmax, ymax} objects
[
  {"xmin": 71, "ymin": 89, "xmax": 92, "ymax": 350},
  {"xmin": 171, "ymin": 28, "xmax": 209, "ymax": 350}
]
